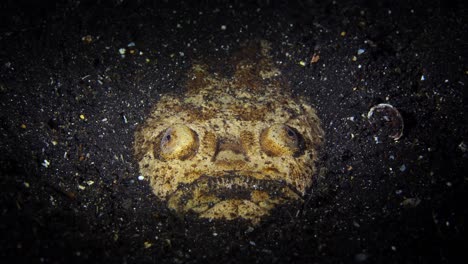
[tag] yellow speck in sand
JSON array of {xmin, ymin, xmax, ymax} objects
[
  {"xmin": 144, "ymin": 242, "xmax": 153, "ymax": 249},
  {"xmin": 80, "ymin": 114, "xmax": 85, "ymax": 120},
  {"xmin": 82, "ymin": 35, "xmax": 93, "ymax": 44}
]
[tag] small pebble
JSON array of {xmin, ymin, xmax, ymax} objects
[
  {"xmin": 245, "ymin": 226, "xmax": 254, "ymax": 233},
  {"xmin": 355, "ymin": 253, "xmax": 368, "ymax": 262},
  {"xmin": 82, "ymin": 35, "xmax": 93, "ymax": 44},
  {"xmin": 119, "ymin": 48, "xmax": 126, "ymax": 55},
  {"xmin": 357, "ymin": 48, "xmax": 365, "ymax": 55},
  {"xmin": 399, "ymin": 164, "xmax": 406, "ymax": 172},
  {"xmin": 310, "ymin": 53, "xmax": 320, "ymax": 63},
  {"xmin": 221, "ymin": 25, "xmax": 227, "ymax": 30},
  {"xmin": 42, "ymin": 159, "xmax": 50, "ymax": 168},
  {"xmin": 127, "ymin": 42, "xmax": 136, "ymax": 47},
  {"xmin": 401, "ymin": 197, "xmax": 421, "ymax": 207},
  {"xmin": 80, "ymin": 114, "xmax": 85, "ymax": 120},
  {"xmin": 458, "ymin": 141, "xmax": 466, "ymax": 152},
  {"xmin": 138, "ymin": 175, "xmax": 145, "ymax": 181}
]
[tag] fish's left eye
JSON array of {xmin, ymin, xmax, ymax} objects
[{"xmin": 260, "ymin": 124, "xmax": 304, "ymax": 157}]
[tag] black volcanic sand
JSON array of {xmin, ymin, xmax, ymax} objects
[{"xmin": 1, "ymin": 1, "xmax": 466, "ymax": 263}]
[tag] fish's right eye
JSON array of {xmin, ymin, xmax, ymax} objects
[{"xmin": 158, "ymin": 124, "xmax": 199, "ymax": 160}]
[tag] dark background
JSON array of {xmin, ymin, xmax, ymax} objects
[{"xmin": 1, "ymin": 0, "xmax": 466, "ymax": 263}]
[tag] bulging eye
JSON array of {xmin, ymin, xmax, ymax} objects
[
  {"xmin": 158, "ymin": 124, "xmax": 199, "ymax": 160},
  {"xmin": 260, "ymin": 124, "xmax": 304, "ymax": 157}
]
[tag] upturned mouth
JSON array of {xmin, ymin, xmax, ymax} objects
[{"xmin": 167, "ymin": 173, "xmax": 301, "ymax": 221}]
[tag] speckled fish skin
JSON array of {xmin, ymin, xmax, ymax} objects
[{"xmin": 134, "ymin": 40, "xmax": 323, "ymax": 223}]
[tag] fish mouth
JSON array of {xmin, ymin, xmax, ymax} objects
[{"xmin": 167, "ymin": 173, "xmax": 301, "ymax": 222}]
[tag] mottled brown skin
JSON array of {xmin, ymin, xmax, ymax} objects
[{"xmin": 134, "ymin": 41, "xmax": 323, "ymax": 223}]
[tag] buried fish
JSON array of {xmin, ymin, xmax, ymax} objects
[{"xmin": 134, "ymin": 40, "xmax": 324, "ymax": 223}]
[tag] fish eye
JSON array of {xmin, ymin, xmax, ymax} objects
[
  {"xmin": 285, "ymin": 126, "xmax": 298, "ymax": 140},
  {"xmin": 157, "ymin": 124, "xmax": 199, "ymax": 160},
  {"xmin": 260, "ymin": 124, "xmax": 304, "ymax": 157}
]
